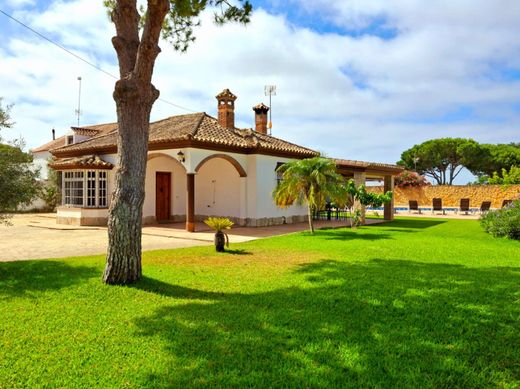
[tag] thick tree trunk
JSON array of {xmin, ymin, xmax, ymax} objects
[
  {"xmin": 102, "ymin": 0, "xmax": 169, "ymax": 285},
  {"xmin": 103, "ymin": 82, "xmax": 154, "ymax": 284},
  {"xmin": 307, "ymin": 204, "xmax": 314, "ymax": 234}
]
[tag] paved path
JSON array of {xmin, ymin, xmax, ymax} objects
[{"xmin": 0, "ymin": 214, "xmax": 359, "ymax": 262}]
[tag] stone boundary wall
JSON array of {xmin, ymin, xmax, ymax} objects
[{"xmin": 368, "ymin": 185, "xmax": 520, "ymax": 209}]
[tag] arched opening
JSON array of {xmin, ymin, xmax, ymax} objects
[
  {"xmin": 194, "ymin": 154, "xmax": 245, "ymax": 224},
  {"xmin": 194, "ymin": 154, "xmax": 247, "ymax": 177}
]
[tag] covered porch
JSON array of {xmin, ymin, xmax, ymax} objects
[{"xmin": 334, "ymin": 158, "xmax": 403, "ymax": 224}]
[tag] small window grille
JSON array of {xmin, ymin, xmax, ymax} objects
[
  {"xmin": 86, "ymin": 171, "xmax": 96, "ymax": 207},
  {"xmin": 275, "ymin": 162, "xmax": 285, "ymax": 186},
  {"xmin": 98, "ymin": 171, "xmax": 107, "ymax": 207},
  {"xmin": 63, "ymin": 171, "xmax": 84, "ymax": 206}
]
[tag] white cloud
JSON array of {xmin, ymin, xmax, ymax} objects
[
  {"xmin": 3, "ymin": 0, "xmax": 35, "ymax": 7},
  {"xmin": 0, "ymin": 0, "xmax": 519, "ymax": 184}
]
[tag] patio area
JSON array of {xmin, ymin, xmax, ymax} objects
[{"xmin": 0, "ymin": 213, "xmax": 382, "ymax": 261}]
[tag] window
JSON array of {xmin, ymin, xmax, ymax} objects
[
  {"xmin": 66, "ymin": 135, "xmax": 74, "ymax": 145},
  {"xmin": 98, "ymin": 171, "xmax": 107, "ymax": 207},
  {"xmin": 275, "ymin": 162, "xmax": 285, "ymax": 186},
  {"xmin": 63, "ymin": 171, "xmax": 84, "ymax": 206},
  {"xmin": 62, "ymin": 170, "xmax": 108, "ymax": 208},
  {"xmin": 86, "ymin": 171, "xmax": 96, "ymax": 207}
]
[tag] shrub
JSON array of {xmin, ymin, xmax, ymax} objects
[
  {"xmin": 487, "ymin": 166, "xmax": 520, "ymax": 185},
  {"xmin": 480, "ymin": 200, "xmax": 520, "ymax": 240},
  {"xmin": 394, "ymin": 170, "xmax": 430, "ymax": 188}
]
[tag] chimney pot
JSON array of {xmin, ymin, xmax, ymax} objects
[
  {"xmin": 52, "ymin": 128, "xmax": 55, "ymax": 140},
  {"xmin": 216, "ymin": 89, "xmax": 237, "ymax": 129},
  {"xmin": 252, "ymin": 103, "xmax": 270, "ymax": 134}
]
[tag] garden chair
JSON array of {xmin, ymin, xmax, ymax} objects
[
  {"xmin": 408, "ymin": 200, "xmax": 421, "ymax": 214},
  {"xmin": 459, "ymin": 198, "xmax": 470, "ymax": 215},
  {"xmin": 502, "ymin": 199, "xmax": 513, "ymax": 208},
  {"xmin": 479, "ymin": 201, "xmax": 491, "ymax": 214},
  {"xmin": 432, "ymin": 198, "xmax": 445, "ymax": 215}
]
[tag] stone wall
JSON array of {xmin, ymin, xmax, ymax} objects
[{"xmin": 368, "ymin": 185, "xmax": 520, "ymax": 209}]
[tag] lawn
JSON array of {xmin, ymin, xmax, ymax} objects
[{"xmin": 1, "ymin": 218, "xmax": 519, "ymax": 388}]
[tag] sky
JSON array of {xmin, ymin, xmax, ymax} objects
[{"xmin": 1, "ymin": 0, "xmax": 519, "ymax": 184}]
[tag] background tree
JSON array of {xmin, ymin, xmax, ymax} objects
[
  {"xmin": 398, "ymin": 138, "xmax": 479, "ymax": 185},
  {"xmin": 0, "ymin": 141, "xmax": 40, "ymax": 225},
  {"xmin": 0, "ymin": 98, "xmax": 13, "ymax": 134},
  {"xmin": 486, "ymin": 166, "xmax": 520, "ymax": 185},
  {"xmin": 102, "ymin": 0, "xmax": 252, "ymax": 284},
  {"xmin": 1, "ymin": 100, "xmax": 40, "ymax": 225},
  {"xmin": 463, "ymin": 143, "xmax": 520, "ymax": 179},
  {"xmin": 273, "ymin": 157, "xmax": 343, "ymax": 234}
]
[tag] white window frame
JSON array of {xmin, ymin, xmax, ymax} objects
[{"xmin": 62, "ymin": 170, "xmax": 109, "ymax": 208}]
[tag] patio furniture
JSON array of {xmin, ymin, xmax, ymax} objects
[
  {"xmin": 432, "ymin": 198, "xmax": 445, "ymax": 215},
  {"xmin": 502, "ymin": 199, "xmax": 513, "ymax": 208},
  {"xmin": 459, "ymin": 198, "xmax": 470, "ymax": 215},
  {"xmin": 479, "ymin": 201, "xmax": 492, "ymax": 214},
  {"xmin": 409, "ymin": 200, "xmax": 421, "ymax": 214}
]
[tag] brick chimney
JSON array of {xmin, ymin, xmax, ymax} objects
[
  {"xmin": 216, "ymin": 88, "xmax": 237, "ymax": 129},
  {"xmin": 252, "ymin": 103, "xmax": 270, "ymax": 134}
]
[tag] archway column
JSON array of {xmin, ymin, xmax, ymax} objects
[
  {"xmin": 239, "ymin": 176, "xmax": 247, "ymax": 223},
  {"xmin": 384, "ymin": 175, "xmax": 394, "ymax": 221},
  {"xmin": 186, "ymin": 173, "xmax": 195, "ymax": 232}
]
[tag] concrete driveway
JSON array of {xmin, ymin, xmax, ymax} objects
[
  {"xmin": 0, "ymin": 213, "xmax": 358, "ymax": 262},
  {"xmin": 0, "ymin": 214, "xmax": 212, "ymax": 261}
]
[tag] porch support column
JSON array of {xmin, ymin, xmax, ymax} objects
[
  {"xmin": 384, "ymin": 174, "xmax": 395, "ymax": 221},
  {"xmin": 186, "ymin": 173, "xmax": 195, "ymax": 232},
  {"xmin": 353, "ymin": 171, "xmax": 366, "ymax": 225},
  {"xmin": 239, "ymin": 177, "xmax": 247, "ymax": 226}
]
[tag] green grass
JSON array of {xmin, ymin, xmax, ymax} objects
[{"xmin": 1, "ymin": 218, "xmax": 519, "ymax": 388}]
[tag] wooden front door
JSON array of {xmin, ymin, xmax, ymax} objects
[{"xmin": 156, "ymin": 172, "xmax": 171, "ymax": 222}]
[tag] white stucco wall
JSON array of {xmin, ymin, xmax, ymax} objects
[
  {"xmin": 251, "ymin": 155, "xmax": 307, "ymax": 219},
  {"xmin": 32, "ymin": 150, "xmax": 51, "ymax": 179},
  {"xmin": 56, "ymin": 148, "xmax": 307, "ymax": 226},
  {"xmin": 195, "ymin": 157, "xmax": 241, "ymax": 218}
]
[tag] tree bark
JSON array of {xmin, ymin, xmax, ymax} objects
[
  {"xmin": 103, "ymin": 0, "xmax": 169, "ymax": 285},
  {"xmin": 307, "ymin": 204, "xmax": 314, "ymax": 234}
]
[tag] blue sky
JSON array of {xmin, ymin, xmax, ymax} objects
[{"xmin": 1, "ymin": 0, "xmax": 519, "ymax": 184}]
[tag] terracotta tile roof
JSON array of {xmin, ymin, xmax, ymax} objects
[
  {"xmin": 334, "ymin": 158, "xmax": 403, "ymax": 173},
  {"xmin": 48, "ymin": 155, "xmax": 114, "ymax": 170},
  {"xmin": 51, "ymin": 113, "xmax": 318, "ymax": 157},
  {"xmin": 71, "ymin": 123, "xmax": 117, "ymax": 137},
  {"xmin": 31, "ymin": 135, "xmax": 67, "ymax": 153}
]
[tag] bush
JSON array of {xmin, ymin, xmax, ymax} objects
[
  {"xmin": 480, "ymin": 200, "xmax": 520, "ymax": 240},
  {"xmin": 487, "ymin": 166, "xmax": 520, "ymax": 185},
  {"xmin": 394, "ymin": 170, "xmax": 430, "ymax": 188}
]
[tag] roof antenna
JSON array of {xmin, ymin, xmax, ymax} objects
[
  {"xmin": 264, "ymin": 85, "xmax": 276, "ymax": 135},
  {"xmin": 75, "ymin": 76, "xmax": 82, "ymax": 126}
]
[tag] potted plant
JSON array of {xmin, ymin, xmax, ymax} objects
[{"xmin": 204, "ymin": 217, "xmax": 234, "ymax": 252}]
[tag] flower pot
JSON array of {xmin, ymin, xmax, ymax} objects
[{"xmin": 214, "ymin": 231, "xmax": 226, "ymax": 252}]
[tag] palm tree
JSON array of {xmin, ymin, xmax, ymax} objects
[{"xmin": 273, "ymin": 157, "xmax": 343, "ymax": 233}]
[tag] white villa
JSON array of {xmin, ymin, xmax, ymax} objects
[{"xmin": 32, "ymin": 89, "xmax": 401, "ymax": 231}]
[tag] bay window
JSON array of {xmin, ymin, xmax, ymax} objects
[{"xmin": 62, "ymin": 170, "xmax": 109, "ymax": 208}]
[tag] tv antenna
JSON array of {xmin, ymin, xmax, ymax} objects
[
  {"xmin": 75, "ymin": 76, "xmax": 82, "ymax": 126},
  {"xmin": 264, "ymin": 85, "xmax": 276, "ymax": 135}
]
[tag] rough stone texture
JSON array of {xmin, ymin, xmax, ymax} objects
[
  {"xmin": 57, "ymin": 216, "xmax": 81, "ymax": 226},
  {"xmin": 194, "ymin": 214, "xmax": 307, "ymax": 227},
  {"xmin": 60, "ymin": 212, "xmax": 308, "ymax": 228},
  {"xmin": 81, "ymin": 217, "xmax": 108, "ymax": 226},
  {"xmin": 368, "ymin": 185, "xmax": 520, "ymax": 209}
]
